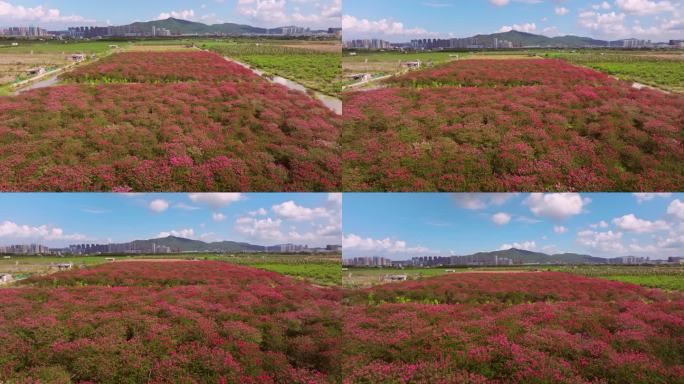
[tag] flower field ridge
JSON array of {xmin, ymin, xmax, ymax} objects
[
  {"xmin": 343, "ymin": 59, "xmax": 684, "ymax": 191},
  {"xmin": 62, "ymin": 51, "xmax": 259, "ymax": 84},
  {"xmin": 341, "ymin": 272, "xmax": 684, "ymax": 383},
  {"xmin": 0, "ymin": 52, "xmax": 341, "ymax": 192},
  {"xmin": 0, "ymin": 261, "xmax": 343, "ymax": 383}
]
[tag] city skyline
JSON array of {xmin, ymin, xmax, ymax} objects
[
  {"xmin": 343, "ymin": 193, "xmax": 684, "ymax": 260},
  {"xmin": 0, "ymin": 0, "xmax": 342, "ymax": 30},
  {"xmin": 343, "ymin": 0, "xmax": 684, "ymax": 42},
  {"xmin": 0, "ymin": 193, "xmax": 342, "ymax": 248}
]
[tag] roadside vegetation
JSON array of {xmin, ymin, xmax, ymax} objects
[
  {"xmin": 549, "ymin": 50, "xmax": 684, "ymax": 92},
  {"xmin": 206, "ymin": 40, "xmax": 342, "ymax": 96}
]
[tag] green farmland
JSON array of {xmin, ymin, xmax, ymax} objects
[
  {"xmin": 205, "ymin": 40, "xmax": 342, "ymax": 96},
  {"xmin": 0, "ymin": 253, "xmax": 341, "ymax": 287}
]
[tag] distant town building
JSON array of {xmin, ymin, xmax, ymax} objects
[
  {"xmin": 1, "ymin": 26, "xmax": 48, "ymax": 37},
  {"xmin": 0, "ymin": 244, "xmax": 52, "ymax": 255},
  {"xmin": 344, "ymin": 256, "xmax": 393, "ymax": 267},
  {"xmin": 619, "ymin": 256, "xmax": 649, "ymax": 264},
  {"xmin": 344, "ymin": 39, "xmax": 393, "ymax": 50},
  {"xmin": 622, "ymin": 38, "xmax": 652, "ymax": 48}
]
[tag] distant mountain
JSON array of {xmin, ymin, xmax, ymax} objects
[
  {"xmin": 458, "ymin": 248, "xmax": 610, "ymax": 265},
  {"xmin": 119, "ymin": 17, "xmax": 328, "ymax": 36},
  {"xmin": 126, "ymin": 236, "xmax": 265, "ymax": 252},
  {"xmin": 473, "ymin": 30, "xmax": 610, "ymax": 47},
  {"xmin": 128, "ymin": 18, "xmax": 269, "ymax": 35}
]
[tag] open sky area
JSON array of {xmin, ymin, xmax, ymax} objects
[
  {"xmin": 0, "ymin": 193, "xmax": 342, "ymax": 248},
  {"xmin": 343, "ymin": 193, "xmax": 684, "ymax": 260},
  {"xmin": 343, "ymin": 0, "xmax": 683, "ymax": 42},
  {"xmin": 0, "ymin": 0, "xmax": 341, "ymax": 29}
]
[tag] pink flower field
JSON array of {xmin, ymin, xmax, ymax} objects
[
  {"xmin": 341, "ymin": 272, "xmax": 684, "ymax": 383},
  {"xmin": 0, "ymin": 51, "xmax": 341, "ymax": 191},
  {"xmin": 342, "ymin": 59, "xmax": 684, "ymax": 191},
  {"xmin": 62, "ymin": 51, "xmax": 259, "ymax": 84},
  {"xmin": 2, "ymin": 264, "xmax": 682, "ymax": 384},
  {"xmin": 0, "ymin": 262, "xmax": 343, "ymax": 383}
]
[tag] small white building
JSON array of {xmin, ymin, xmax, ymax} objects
[
  {"xmin": 56, "ymin": 262, "xmax": 73, "ymax": 271},
  {"xmin": 386, "ymin": 274, "xmax": 408, "ymax": 282},
  {"xmin": 0, "ymin": 274, "xmax": 13, "ymax": 284},
  {"xmin": 26, "ymin": 67, "xmax": 46, "ymax": 76},
  {"xmin": 402, "ymin": 60, "xmax": 422, "ymax": 69},
  {"xmin": 70, "ymin": 54, "xmax": 86, "ymax": 62}
]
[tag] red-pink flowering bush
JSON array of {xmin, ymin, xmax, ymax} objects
[
  {"xmin": 341, "ymin": 272, "xmax": 684, "ymax": 383},
  {"xmin": 62, "ymin": 51, "xmax": 258, "ymax": 84},
  {"xmin": 343, "ymin": 59, "xmax": 684, "ymax": 191},
  {"xmin": 0, "ymin": 262, "xmax": 342, "ymax": 383},
  {"xmin": 0, "ymin": 53, "xmax": 341, "ymax": 191}
]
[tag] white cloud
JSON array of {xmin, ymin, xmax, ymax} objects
[
  {"xmin": 492, "ymin": 212, "xmax": 512, "ymax": 226},
  {"xmin": 590, "ymin": 220, "xmax": 609, "ymax": 229},
  {"xmin": 272, "ymin": 201, "xmax": 330, "ymax": 221},
  {"xmin": 592, "ymin": 1, "xmax": 612, "ymax": 10},
  {"xmin": 554, "ymin": 225, "xmax": 569, "ymax": 234},
  {"xmin": 542, "ymin": 26, "xmax": 561, "ymax": 36},
  {"xmin": 157, "ymin": 228, "xmax": 195, "ymax": 238},
  {"xmin": 0, "ymin": 220, "xmax": 86, "ymax": 241},
  {"xmin": 577, "ymin": 230, "xmax": 624, "ymax": 253},
  {"xmin": 173, "ymin": 203, "xmax": 199, "ymax": 211},
  {"xmin": 578, "ymin": 11, "xmax": 629, "ymax": 37},
  {"xmin": 634, "ymin": 193, "xmax": 672, "ymax": 203},
  {"xmin": 490, "ymin": 0, "xmax": 510, "ymax": 5},
  {"xmin": 157, "ymin": 9, "xmax": 195, "ymax": 20},
  {"xmin": 0, "ymin": 1, "xmax": 88, "ymax": 23},
  {"xmin": 555, "ymin": 6, "xmax": 570, "ymax": 15},
  {"xmin": 499, "ymin": 241, "xmax": 537, "ymax": 251},
  {"xmin": 612, "ymin": 214, "xmax": 669, "ymax": 233},
  {"xmin": 328, "ymin": 193, "xmax": 342, "ymax": 207},
  {"xmin": 524, "ymin": 193, "xmax": 590, "ymax": 221},
  {"xmin": 453, "ymin": 193, "xmax": 514, "ymax": 210},
  {"xmin": 343, "ymin": 234, "xmax": 430, "ymax": 254},
  {"xmin": 498, "ymin": 22, "xmax": 537, "ymax": 33},
  {"xmin": 615, "ymin": 0, "xmax": 675, "ymax": 15},
  {"xmin": 249, "ymin": 208, "xmax": 268, "ymax": 216},
  {"xmin": 149, "ymin": 199, "xmax": 170, "ymax": 213},
  {"xmin": 238, "ymin": 0, "xmax": 340, "ymax": 28},
  {"xmin": 667, "ymin": 199, "xmax": 684, "ymax": 221},
  {"xmin": 342, "ymin": 14, "xmax": 436, "ymax": 37},
  {"xmin": 188, "ymin": 193, "xmax": 244, "ymax": 209},
  {"xmin": 212, "ymin": 213, "xmax": 227, "ymax": 222},
  {"xmin": 235, "ymin": 216, "xmax": 284, "ymax": 242}
]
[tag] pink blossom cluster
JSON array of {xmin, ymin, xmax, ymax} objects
[
  {"xmin": 0, "ymin": 52, "xmax": 341, "ymax": 191},
  {"xmin": 0, "ymin": 262, "xmax": 343, "ymax": 383},
  {"xmin": 341, "ymin": 272, "xmax": 684, "ymax": 383},
  {"xmin": 62, "ymin": 51, "xmax": 259, "ymax": 84},
  {"xmin": 343, "ymin": 59, "xmax": 684, "ymax": 191}
]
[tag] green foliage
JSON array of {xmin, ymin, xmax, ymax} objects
[
  {"xmin": 206, "ymin": 41, "xmax": 342, "ymax": 96},
  {"xmin": 0, "ymin": 40, "xmax": 117, "ymax": 54},
  {"xmin": 549, "ymin": 51, "xmax": 684, "ymax": 92}
]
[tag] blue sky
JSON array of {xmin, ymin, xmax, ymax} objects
[
  {"xmin": 343, "ymin": 193, "xmax": 684, "ymax": 260},
  {"xmin": 0, "ymin": 193, "xmax": 342, "ymax": 247},
  {"xmin": 343, "ymin": 0, "xmax": 683, "ymax": 42},
  {"xmin": 0, "ymin": 0, "xmax": 341, "ymax": 29}
]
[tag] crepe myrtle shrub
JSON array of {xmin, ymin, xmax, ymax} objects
[
  {"xmin": 340, "ymin": 272, "xmax": 684, "ymax": 384},
  {"xmin": 342, "ymin": 59, "xmax": 684, "ymax": 192},
  {"xmin": 61, "ymin": 51, "xmax": 260, "ymax": 84},
  {"xmin": 0, "ymin": 261, "xmax": 344, "ymax": 383},
  {"xmin": 0, "ymin": 80, "xmax": 341, "ymax": 192}
]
